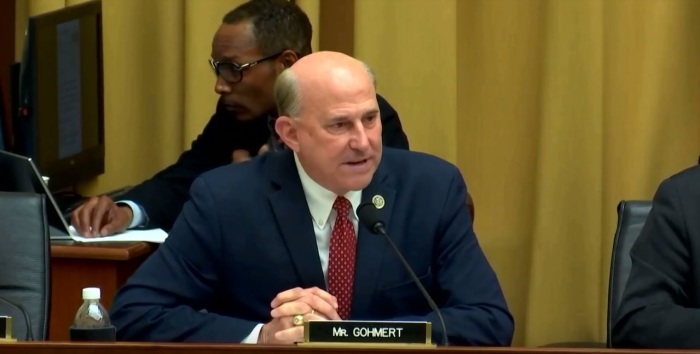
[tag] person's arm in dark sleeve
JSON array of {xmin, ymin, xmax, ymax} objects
[
  {"xmin": 377, "ymin": 94, "xmax": 409, "ymax": 150},
  {"xmin": 118, "ymin": 100, "xmax": 237, "ymax": 231},
  {"xmin": 612, "ymin": 177, "xmax": 700, "ymax": 348},
  {"xmin": 109, "ymin": 176, "xmax": 259, "ymax": 342},
  {"xmin": 390, "ymin": 166, "xmax": 514, "ymax": 346}
]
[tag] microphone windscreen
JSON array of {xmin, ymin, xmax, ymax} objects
[{"xmin": 357, "ymin": 202, "xmax": 383, "ymax": 233}]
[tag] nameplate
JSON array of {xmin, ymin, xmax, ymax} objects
[{"xmin": 301, "ymin": 320, "xmax": 433, "ymax": 347}]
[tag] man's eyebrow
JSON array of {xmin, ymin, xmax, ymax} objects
[
  {"xmin": 363, "ymin": 109, "xmax": 380, "ymax": 117},
  {"xmin": 328, "ymin": 115, "xmax": 350, "ymax": 124},
  {"xmin": 327, "ymin": 109, "xmax": 379, "ymax": 122}
]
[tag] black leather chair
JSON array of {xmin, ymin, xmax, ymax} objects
[
  {"xmin": 606, "ymin": 200, "xmax": 652, "ymax": 346},
  {"xmin": 542, "ymin": 200, "xmax": 652, "ymax": 348},
  {"xmin": 0, "ymin": 192, "xmax": 51, "ymax": 340}
]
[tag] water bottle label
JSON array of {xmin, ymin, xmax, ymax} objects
[{"xmin": 88, "ymin": 304, "xmax": 103, "ymax": 321}]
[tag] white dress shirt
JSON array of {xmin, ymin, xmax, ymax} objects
[
  {"xmin": 242, "ymin": 153, "xmax": 362, "ymax": 343},
  {"xmin": 116, "ymin": 200, "xmax": 147, "ymax": 228}
]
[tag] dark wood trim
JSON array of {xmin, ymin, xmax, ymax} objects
[
  {"xmin": 51, "ymin": 241, "xmax": 154, "ymax": 261},
  {"xmin": 0, "ymin": 0, "xmax": 15, "ymax": 148},
  {"xmin": 318, "ymin": 0, "xmax": 355, "ymax": 56},
  {"xmin": 0, "ymin": 342, "xmax": 695, "ymax": 354}
]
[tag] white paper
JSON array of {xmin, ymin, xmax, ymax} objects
[{"xmin": 68, "ymin": 226, "xmax": 168, "ymax": 243}]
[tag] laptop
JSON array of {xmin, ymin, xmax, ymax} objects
[{"xmin": 0, "ymin": 150, "xmax": 72, "ymax": 240}]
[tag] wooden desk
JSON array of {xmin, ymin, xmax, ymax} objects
[
  {"xmin": 0, "ymin": 342, "xmax": 695, "ymax": 354},
  {"xmin": 49, "ymin": 242, "xmax": 156, "ymax": 341}
]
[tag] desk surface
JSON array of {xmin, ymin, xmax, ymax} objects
[
  {"xmin": 51, "ymin": 241, "xmax": 154, "ymax": 261},
  {"xmin": 0, "ymin": 343, "xmax": 693, "ymax": 354}
]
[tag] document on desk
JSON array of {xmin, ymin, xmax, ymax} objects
[{"xmin": 68, "ymin": 226, "xmax": 168, "ymax": 243}]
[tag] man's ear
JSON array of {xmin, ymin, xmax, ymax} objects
[
  {"xmin": 275, "ymin": 116, "xmax": 300, "ymax": 152},
  {"xmin": 279, "ymin": 50, "xmax": 298, "ymax": 69}
]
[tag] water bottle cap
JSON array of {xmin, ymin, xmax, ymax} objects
[{"xmin": 82, "ymin": 287, "xmax": 101, "ymax": 300}]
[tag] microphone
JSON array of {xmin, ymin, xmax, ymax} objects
[{"xmin": 356, "ymin": 202, "xmax": 449, "ymax": 346}]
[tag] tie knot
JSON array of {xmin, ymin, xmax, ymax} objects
[{"xmin": 333, "ymin": 196, "xmax": 352, "ymax": 217}]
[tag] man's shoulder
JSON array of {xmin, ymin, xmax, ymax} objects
[
  {"xmin": 383, "ymin": 147, "xmax": 455, "ymax": 166},
  {"xmin": 194, "ymin": 155, "xmax": 269, "ymax": 194},
  {"xmin": 381, "ymin": 148, "xmax": 460, "ymax": 180},
  {"xmin": 667, "ymin": 164, "xmax": 700, "ymax": 185},
  {"xmin": 664, "ymin": 165, "xmax": 700, "ymax": 193},
  {"xmin": 662, "ymin": 164, "xmax": 700, "ymax": 200}
]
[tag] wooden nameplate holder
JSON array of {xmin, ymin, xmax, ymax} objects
[{"xmin": 299, "ymin": 320, "xmax": 435, "ymax": 348}]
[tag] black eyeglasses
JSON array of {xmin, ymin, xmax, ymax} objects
[{"xmin": 209, "ymin": 52, "xmax": 283, "ymax": 83}]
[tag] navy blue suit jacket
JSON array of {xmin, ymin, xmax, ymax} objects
[{"xmin": 110, "ymin": 148, "xmax": 514, "ymax": 346}]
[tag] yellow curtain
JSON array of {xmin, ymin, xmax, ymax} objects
[
  {"xmin": 14, "ymin": 0, "xmax": 319, "ymax": 195},
  {"xmin": 356, "ymin": 0, "xmax": 700, "ymax": 346}
]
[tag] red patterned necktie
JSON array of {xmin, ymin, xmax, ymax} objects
[{"xmin": 327, "ymin": 196, "xmax": 356, "ymax": 320}]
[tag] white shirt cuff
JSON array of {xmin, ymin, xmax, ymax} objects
[
  {"xmin": 116, "ymin": 200, "xmax": 146, "ymax": 228},
  {"xmin": 242, "ymin": 323, "xmax": 264, "ymax": 344}
]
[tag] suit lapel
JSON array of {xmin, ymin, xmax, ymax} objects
[
  {"xmin": 266, "ymin": 151, "xmax": 326, "ymax": 290},
  {"xmin": 351, "ymin": 161, "xmax": 395, "ymax": 318}
]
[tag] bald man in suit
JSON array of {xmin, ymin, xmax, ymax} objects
[{"xmin": 110, "ymin": 51, "xmax": 513, "ymax": 346}]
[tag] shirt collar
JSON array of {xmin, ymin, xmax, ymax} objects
[{"xmin": 294, "ymin": 153, "xmax": 362, "ymax": 228}]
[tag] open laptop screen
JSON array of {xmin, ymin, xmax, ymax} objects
[{"xmin": 0, "ymin": 150, "xmax": 71, "ymax": 239}]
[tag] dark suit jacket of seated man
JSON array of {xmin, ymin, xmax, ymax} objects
[
  {"xmin": 612, "ymin": 165, "xmax": 700, "ymax": 349},
  {"xmin": 109, "ymin": 148, "xmax": 514, "ymax": 346}
]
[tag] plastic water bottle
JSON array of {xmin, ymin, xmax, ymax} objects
[
  {"xmin": 69, "ymin": 287, "xmax": 116, "ymax": 341},
  {"xmin": 72, "ymin": 287, "xmax": 110, "ymax": 328}
]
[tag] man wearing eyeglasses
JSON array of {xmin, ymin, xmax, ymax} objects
[{"xmin": 70, "ymin": 0, "xmax": 409, "ymax": 237}]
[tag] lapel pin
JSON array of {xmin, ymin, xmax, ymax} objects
[{"xmin": 372, "ymin": 195, "xmax": 385, "ymax": 209}]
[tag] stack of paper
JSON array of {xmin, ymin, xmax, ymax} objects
[{"xmin": 68, "ymin": 226, "xmax": 168, "ymax": 243}]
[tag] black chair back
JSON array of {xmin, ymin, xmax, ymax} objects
[
  {"xmin": 606, "ymin": 200, "xmax": 652, "ymax": 346},
  {"xmin": 0, "ymin": 192, "xmax": 51, "ymax": 340}
]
